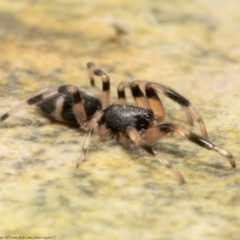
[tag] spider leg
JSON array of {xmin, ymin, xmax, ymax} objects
[
  {"xmin": 87, "ymin": 62, "xmax": 110, "ymax": 109},
  {"xmin": 144, "ymin": 83, "xmax": 167, "ymax": 120},
  {"xmin": 126, "ymin": 126, "xmax": 186, "ymax": 184},
  {"xmin": 118, "ymin": 80, "xmax": 207, "ymax": 137},
  {"xmin": 145, "ymin": 82, "xmax": 208, "ymax": 138},
  {"xmin": 0, "ymin": 85, "xmax": 89, "ymax": 128},
  {"xmin": 152, "ymin": 123, "xmax": 236, "ymax": 168},
  {"xmin": 97, "ymin": 112, "xmax": 113, "ymax": 139},
  {"xmin": 117, "ymin": 81, "xmax": 166, "ymax": 119},
  {"xmin": 117, "ymin": 81, "xmax": 150, "ymax": 109},
  {"xmin": 117, "ymin": 81, "xmax": 129, "ymax": 104},
  {"xmin": 76, "ymin": 110, "xmax": 104, "ymax": 168},
  {"xmin": 0, "ymin": 88, "xmax": 57, "ymax": 122},
  {"xmin": 115, "ymin": 132, "xmax": 131, "ymax": 147},
  {"xmin": 57, "ymin": 84, "xmax": 89, "ymax": 127}
]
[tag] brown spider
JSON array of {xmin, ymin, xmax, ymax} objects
[{"xmin": 0, "ymin": 62, "xmax": 236, "ymax": 184}]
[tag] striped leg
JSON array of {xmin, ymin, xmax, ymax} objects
[
  {"xmin": 117, "ymin": 81, "xmax": 129, "ymax": 104},
  {"xmin": 145, "ymin": 82, "xmax": 208, "ymax": 138},
  {"xmin": 0, "ymin": 85, "xmax": 88, "ymax": 128},
  {"xmin": 0, "ymin": 88, "xmax": 57, "ymax": 122},
  {"xmin": 117, "ymin": 80, "xmax": 207, "ymax": 137},
  {"xmin": 151, "ymin": 123, "xmax": 236, "ymax": 168},
  {"xmin": 126, "ymin": 126, "xmax": 186, "ymax": 184},
  {"xmin": 144, "ymin": 83, "xmax": 166, "ymax": 120},
  {"xmin": 76, "ymin": 110, "xmax": 104, "ymax": 168},
  {"xmin": 97, "ymin": 111, "xmax": 113, "ymax": 139},
  {"xmin": 87, "ymin": 62, "xmax": 110, "ymax": 109},
  {"xmin": 117, "ymin": 81, "xmax": 150, "ymax": 109},
  {"xmin": 57, "ymin": 85, "xmax": 87, "ymax": 127}
]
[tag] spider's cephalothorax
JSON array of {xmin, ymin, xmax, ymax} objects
[
  {"xmin": 0, "ymin": 62, "xmax": 236, "ymax": 184},
  {"xmin": 103, "ymin": 104, "xmax": 155, "ymax": 133}
]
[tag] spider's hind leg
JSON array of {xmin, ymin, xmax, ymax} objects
[
  {"xmin": 0, "ymin": 88, "xmax": 57, "ymax": 122},
  {"xmin": 0, "ymin": 85, "xmax": 89, "ymax": 128}
]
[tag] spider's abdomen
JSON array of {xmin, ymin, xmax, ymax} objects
[
  {"xmin": 36, "ymin": 90, "xmax": 101, "ymax": 126},
  {"xmin": 103, "ymin": 104, "xmax": 155, "ymax": 133}
]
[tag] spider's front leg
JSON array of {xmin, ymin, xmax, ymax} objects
[
  {"xmin": 117, "ymin": 80, "xmax": 208, "ymax": 138},
  {"xmin": 145, "ymin": 82, "xmax": 208, "ymax": 138},
  {"xmin": 144, "ymin": 123, "xmax": 236, "ymax": 168}
]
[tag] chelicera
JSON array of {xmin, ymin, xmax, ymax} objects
[{"xmin": 0, "ymin": 62, "xmax": 236, "ymax": 184}]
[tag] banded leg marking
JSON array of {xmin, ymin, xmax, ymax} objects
[
  {"xmin": 0, "ymin": 88, "xmax": 58, "ymax": 122},
  {"xmin": 87, "ymin": 62, "xmax": 110, "ymax": 109},
  {"xmin": 117, "ymin": 81, "xmax": 150, "ymax": 109},
  {"xmin": 117, "ymin": 81, "xmax": 130, "ymax": 104},
  {"xmin": 0, "ymin": 85, "xmax": 88, "ymax": 128},
  {"xmin": 130, "ymin": 81, "xmax": 150, "ymax": 109},
  {"xmin": 58, "ymin": 85, "xmax": 87, "ymax": 127},
  {"xmin": 148, "ymin": 82, "xmax": 208, "ymax": 138},
  {"xmin": 145, "ymin": 83, "xmax": 166, "ymax": 119},
  {"xmin": 155, "ymin": 123, "xmax": 236, "ymax": 168}
]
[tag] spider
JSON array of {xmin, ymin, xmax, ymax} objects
[{"xmin": 0, "ymin": 62, "xmax": 236, "ymax": 184}]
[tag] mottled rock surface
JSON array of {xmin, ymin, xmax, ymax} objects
[{"xmin": 0, "ymin": 0, "xmax": 239, "ymax": 239}]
